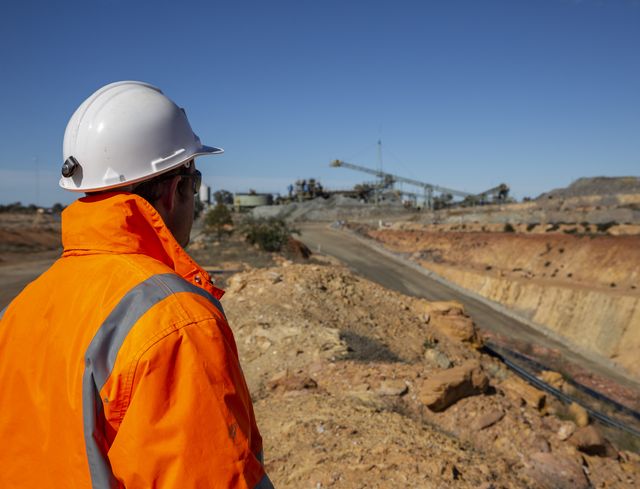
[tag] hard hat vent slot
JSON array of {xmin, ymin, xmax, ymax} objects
[{"xmin": 151, "ymin": 148, "xmax": 186, "ymax": 171}]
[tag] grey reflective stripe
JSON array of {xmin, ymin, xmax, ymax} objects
[
  {"xmin": 82, "ymin": 273, "xmax": 225, "ymax": 488},
  {"xmin": 255, "ymin": 473, "xmax": 275, "ymax": 489},
  {"xmin": 0, "ymin": 306, "xmax": 6, "ymax": 320},
  {"xmin": 88, "ymin": 273, "xmax": 224, "ymax": 390}
]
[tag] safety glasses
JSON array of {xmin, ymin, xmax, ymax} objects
[
  {"xmin": 181, "ymin": 169, "xmax": 202, "ymax": 195},
  {"xmin": 156, "ymin": 164, "xmax": 201, "ymax": 195}
]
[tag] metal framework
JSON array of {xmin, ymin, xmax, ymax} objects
[
  {"xmin": 330, "ymin": 159, "xmax": 509, "ymax": 209},
  {"xmin": 331, "ymin": 159, "xmax": 471, "ymax": 208}
]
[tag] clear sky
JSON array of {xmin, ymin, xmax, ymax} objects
[{"xmin": 1, "ymin": 0, "xmax": 638, "ymax": 206}]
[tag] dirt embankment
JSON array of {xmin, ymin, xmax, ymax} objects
[
  {"xmin": 222, "ymin": 263, "xmax": 640, "ymax": 488},
  {"xmin": 0, "ymin": 213, "xmax": 61, "ymax": 255},
  {"xmin": 365, "ymin": 227, "xmax": 640, "ymax": 379}
]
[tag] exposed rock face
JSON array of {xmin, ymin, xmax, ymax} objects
[
  {"xmin": 428, "ymin": 264, "xmax": 640, "ymax": 377},
  {"xmin": 420, "ymin": 360, "xmax": 489, "ymax": 411},
  {"xmin": 368, "ymin": 228, "xmax": 640, "ymax": 378}
]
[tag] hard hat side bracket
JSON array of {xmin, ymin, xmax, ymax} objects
[{"xmin": 62, "ymin": 156, "xmax": 80, "ymax": 178}]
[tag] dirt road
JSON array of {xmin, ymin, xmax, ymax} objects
[{"xmin": 298, "ymin": 223, "xmax": 640, "ymax": 392}]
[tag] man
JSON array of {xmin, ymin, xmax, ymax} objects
[{"xmin": 0, "ymin": 81, "xmax": 273, "ymax": 488}]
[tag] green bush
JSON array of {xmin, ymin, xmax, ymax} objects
[
  {"xmin": 239, "ymin": 216, "xmax": 298, "ymax": 252},
  {"xmin": 204, "ymin": 204, "xmax": 233, "ymax": 238},
  {"xmin": 504, "ymin": 223, "xmax": 515, "ymax": 233}
]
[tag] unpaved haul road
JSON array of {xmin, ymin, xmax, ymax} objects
[{"xmin": 299, "ymin": 223, "xmax": 640, "ymax": 391}]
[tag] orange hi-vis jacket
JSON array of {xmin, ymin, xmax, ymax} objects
[{"xmin": 0, "ymin": 193, "xmax": 273, "ymax": 489}]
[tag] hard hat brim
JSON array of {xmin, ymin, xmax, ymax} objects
[{"xmin": 196, "ymin": 145, "xmax": 224, "ymax": 156}]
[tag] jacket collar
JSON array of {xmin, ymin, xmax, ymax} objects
[{"xmin": 61, "ymin": 192, "xmax": 223, "ymax": 300}]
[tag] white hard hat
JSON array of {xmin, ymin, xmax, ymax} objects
[{"xmin": 60, "ymin": 81, "xmax": 223, "ymax": 192}]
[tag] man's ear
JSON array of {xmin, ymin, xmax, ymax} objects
[{"xmin": 158, "ymin": 175, "xmax": 182, "ymax": 213}]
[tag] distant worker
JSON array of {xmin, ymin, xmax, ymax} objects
[
  {"xmin": 0, "ymin": 81, "xmax": 273, "ymax": 488},
  {"xmin": 287, "ymin": 183, "xmax": 293, "ymax": 198}
]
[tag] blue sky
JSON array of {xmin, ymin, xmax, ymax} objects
[{"xmin": 1, "ymin": 0, "xmax": 639, "ymax": 206}]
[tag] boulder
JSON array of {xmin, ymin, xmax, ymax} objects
[
  {"xmin": 539, "ymin": 370, "xmax": 565, "ymax": 390},
  {"xmin": 432, "ymin": 315, "xmax": 480, "ymax": 344},
  {"xmin": 569, "ymin": 426, "xmax": 615, "ymax": 457},
  {"xmin": 524, "ymin": 452, "xmax": 590, "ymax": 489},
  {"xmin": 500, "ymin": 376, "xmax": 546, "ymax": 410},
  {"xmin": 419, "ymin": 360, "xmax": 489, "ymax": 412},
  {"xmin": 568, "ymin": 402, "xmax": 589, "ymax": 427}
]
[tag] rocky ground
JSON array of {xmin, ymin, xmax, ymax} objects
[{"xmin": 216, "ymin": 258, "xmax": 640, "ymax": 488}]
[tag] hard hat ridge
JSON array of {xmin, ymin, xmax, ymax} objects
[{"xmin": 60, "ymin": 81, "xmax": 223, "ymax": 192}]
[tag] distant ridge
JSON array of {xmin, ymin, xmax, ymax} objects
[{"xmin": 537, "ymin": 176, "xmax": 640, "ymax": 200}]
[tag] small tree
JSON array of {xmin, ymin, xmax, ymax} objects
[
  {"xmin": 214, "ymin": 189, "xmax": 234, "ymax": 205},
  {"xmin": 51, "ymin": 203, "xmax": 65, "ymax": 214},
  {"xmin": 239, "ymin": 216, "xmax": 298, "ymax": 252},
  {"xmin": 204, "ymin": 204, "xmax": 233, "ymax": 238}
]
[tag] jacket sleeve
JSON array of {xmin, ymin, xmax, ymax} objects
[{"xmin": 106, "ymin": 318, "xmax": 273, "ymax": 489}]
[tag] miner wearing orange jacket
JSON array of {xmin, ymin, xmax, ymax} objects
[{"xmin": 0, "ymin": 81, "xmax": 273, "ymax": 488}]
